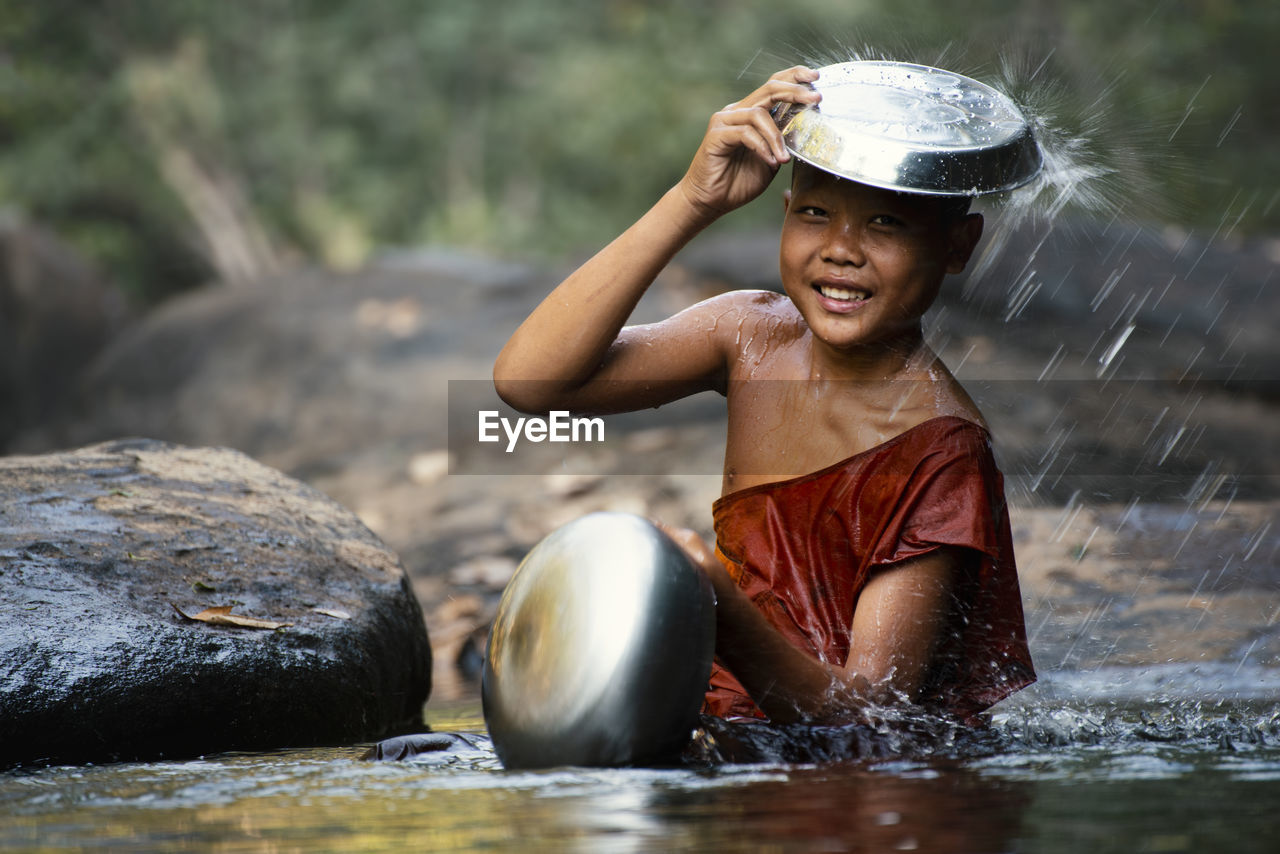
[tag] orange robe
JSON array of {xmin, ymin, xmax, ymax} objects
[{"xmin": 703, "ymin": 416, "xmax": 1035, "ymax": 724}]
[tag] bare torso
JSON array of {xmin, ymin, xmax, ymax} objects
[{"xmin": 716, "ymin": 291, "xmax": 985, "ymax": 495}]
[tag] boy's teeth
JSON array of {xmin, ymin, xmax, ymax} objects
[{"xmin": 819, "ymin": 285, "xmax": 868, "ymax": 302}]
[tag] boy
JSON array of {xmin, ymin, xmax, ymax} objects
[{"xmin": 493, "ymin": 66, "xmax": 1034, "ymax": 726}]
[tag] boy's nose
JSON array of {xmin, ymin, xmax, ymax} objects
[{"xmin": 821, "ymin": 222, "xmax": 865, "ymax": 266}]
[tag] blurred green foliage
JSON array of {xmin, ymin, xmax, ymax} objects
[{"xmin": 0, "ymin": 0, "xmax": 1273, "ymax": 303}]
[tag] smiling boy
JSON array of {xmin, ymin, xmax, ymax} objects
[{"xmin": 493, "ymin": 66, "xmax": 1034, "ymax": 726}]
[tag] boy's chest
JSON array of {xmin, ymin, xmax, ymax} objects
[{"xmin": 720, "ymin": 383, "xmax": 931, "ymax": 493}]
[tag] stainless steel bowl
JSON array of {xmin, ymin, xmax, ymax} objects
[
  {"xmin": 775, "ymin": 60, "xmax": 1042, "ymax": 196},
  {"xmin": 482, "ymin": 512, "xmax": 716, "ymax": 768}
]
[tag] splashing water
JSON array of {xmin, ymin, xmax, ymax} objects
[
  {"xmin": 5, "ymin": 684, "xmax": 1279, "ymax": 852},
  {"xmin": 754, "ymin": 41, "xmax": 1164, "ymax": 312}
]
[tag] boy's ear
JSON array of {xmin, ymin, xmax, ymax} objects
[
  {"xmin": 782, "ymin": 188, "xmax": 792, "ymax": 212},
  {"xmin": 946, "ymin": 213, "xmax": 984, "ymax": 274}
]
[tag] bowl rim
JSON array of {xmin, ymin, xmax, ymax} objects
[{"xmin": 778, "ymin": 59, "xmax": 1043, "ymax": 197}]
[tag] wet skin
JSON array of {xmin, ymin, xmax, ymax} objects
[
  {"xmin": 494, "ymin": 66, "xmax": 990, "ymax": 724},
  {"xmin": 721, "ymin": 165, "xmax": 985, "ymax": 495},
  {"xmin": 779, "ymin": 163, "xmax": 981, "ymax": 366}
]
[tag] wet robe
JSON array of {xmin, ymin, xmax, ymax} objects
[{"xmin": 703, "ymin": 416, "xmax": 1036, "ymax": 724}]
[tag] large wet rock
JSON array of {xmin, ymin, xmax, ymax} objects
[{"xmin": 0, "ymin": 439, "xmax": 432, "ymax": 768}]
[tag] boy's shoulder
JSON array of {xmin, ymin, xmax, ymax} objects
[
  {"xmin": 695, "ymin": 288, "xmax": 804, "ymax": 337},
  {"xmin": 697, "ymin": 288, "xmax": 794, "ymax": 313},
  {"xmin": 691, "ymin": 289, "xmax": 806, "ymax": 368}
]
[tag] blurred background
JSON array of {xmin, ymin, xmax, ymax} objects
[
  {"xmin": 3, "ymin": 1, "xmax": 1276, "ymax": 699},
  {"xmin": 2, "ymin": 0, "xmax": 1274, "ymax": 304}
]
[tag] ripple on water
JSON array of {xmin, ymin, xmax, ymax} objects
[{"xmin": 3, "ymin": 665, "xmax": 1280, "ymax": 852}]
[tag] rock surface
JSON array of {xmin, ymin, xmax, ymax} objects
[{"xmin": 0, "ymin": 439, "xmax": 432, "ymax": 768}]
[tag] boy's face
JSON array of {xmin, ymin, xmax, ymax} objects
[{"xmin": 779, "ymin": 163, "xmax": 982, "ymax": 355}]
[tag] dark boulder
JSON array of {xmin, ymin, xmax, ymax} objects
[
  {"xmin": 0, "ymin": 439, "xmax": 432, "ymax": 768},
  {"xmin": 0, "ymin": 217, "xmax": 129, "ymax": 451}
]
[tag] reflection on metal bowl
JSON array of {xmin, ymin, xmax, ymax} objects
[
  {"xmin": 482, "ymin": 512, "xmax": 716, "ymax": 769},
  {"xmin": 775, "ymin": 60, "xmax": 1043, "ymax": 196}
]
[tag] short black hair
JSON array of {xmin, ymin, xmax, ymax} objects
[{"xmin": 940, "ymin": 195, "xmax": 973, "ymax": 220}]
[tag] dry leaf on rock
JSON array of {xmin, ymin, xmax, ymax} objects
[
  {"xmin": 312, "ymin": 607, "xmax": 352, "ymax": 620},
  {"xmin": 172, "ymin": 603, "xmax": 291, "ymax": 630}
]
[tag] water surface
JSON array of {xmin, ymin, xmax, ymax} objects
[{"xmin": 4, "ymin": 666, "xmax": 1278, "ymax": 852}]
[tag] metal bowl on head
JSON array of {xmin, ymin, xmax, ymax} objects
[
  {"xmin": 775, "ymin": 60, "xmax": 1042, "ymax": 196},
  {"xmin": 482, "ymin": 512, "xmax": 716, "ymax": 769}
]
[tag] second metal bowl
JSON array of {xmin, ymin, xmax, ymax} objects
[
  {"xmin": 775, "ymin": 60, "xmax": 1042, "ymax": 196},
  {"xmin": 482, "ymin": 512, "xmax": 716, "ymax": 769}
]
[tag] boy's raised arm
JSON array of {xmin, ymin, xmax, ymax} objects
[{"xmin": 493, "ymin": 67, "xmax": 820, "ymax": 415}]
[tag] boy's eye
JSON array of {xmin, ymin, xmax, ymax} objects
[
  {"xmin": 870, "ymin": 214, "xmax": 903, "ymax": 226},
  {"xmin": 796, "ymin": 205, "xmax": 827, "ymax": 218}
]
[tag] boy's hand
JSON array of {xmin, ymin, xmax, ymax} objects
[
  {"xmin": 677, "ymin": 66, "xmax": 820, "ymax": 222},
  {"xmin": 652, "ymin": 520, "xmax": 735, "ymax": 599}
]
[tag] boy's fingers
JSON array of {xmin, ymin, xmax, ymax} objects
[
  {"xmin": 714, "ymin": 105, "xmax": 789, "ymax": 163},
  {"xmin": 712, "ymin": 127, "xmax": 779, "ymax": 169},
  {"xmin": 707, "ymin": 118, "xmax": 777, "ymax": 167},
  {"xmin": 735, "ymin": 87, "xmax": 820, "ymax": 130},
  {"xmin": 684, "ymin": 66, "xmax": 817, "ymax": 207},
  {"xmin": 717, "ymin": 67, "xmax": 819, "ymax": 120},
  {"xmin": 738, "ymin": 79, "xmax": 821, "ymax": 112},
  {"xmin": 745, "ymin": 108, "xmax": 790, "ymax": 163},
  {"xmin": 768, "ymin": 64, "xmax": 820, "ymax": 84},
  {"xmin": 652, "ymin": 520, "xmax": 716, "ymax": 568},
  {"xmin": 751, "ymin": 65, "xmax": 821, "ymax": 105}
]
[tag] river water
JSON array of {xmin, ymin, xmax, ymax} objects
[{"xmin": 4, "ymin": 665, "xmax": 1279, "ymax": 853}]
